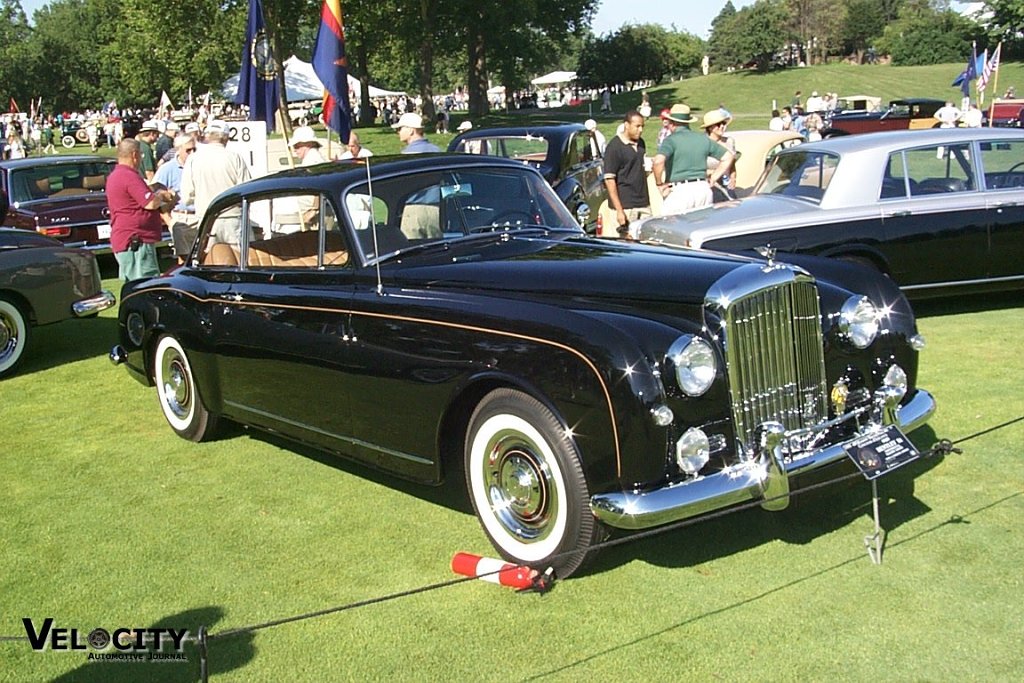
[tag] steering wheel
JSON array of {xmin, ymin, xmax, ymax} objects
[{"xmin": 1007, "ymin": 161, "xmax": 1024, "ymax": 173}]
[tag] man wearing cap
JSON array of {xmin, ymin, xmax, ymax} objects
[
  {"xmin": 653, "ymin": 104, "xmax": 734, "ymax": 216},
  {"xmin": 153, "ymin": 133, "xmax": 199, "ymax": 260},
  {"xmin": 107, "ymin": 138, "xmax": 176, "ymax": 280},
  {"xmin": 702, "ymin": 109, "xmax": 738, "ymax": 199},
  {"xmin": 136, "ymin": 120, "xmax": 162, "ymax": 181},
  {"xmin": 603, "ymin": 110, "xmax": 650, "ymax": 238},
  {"xmin": 337, "ymin": 131, "xmax": 373, "ymax": 160},
  {"xmin": 155, "ymin": 121, "xmax": 178, "ymax": 165},
  {"xmin": 180, "ymin": 120, "xmax": 251, "ymax": 244},
  {"xmin": 392, "ymin": 112, "xmax": 440, "ymax": 154}
]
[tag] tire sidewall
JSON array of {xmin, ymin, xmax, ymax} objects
[
  {"xmin": 465, "ymin": 389, "xmax": 592, "ymax": 570},
  {"xmin": 154, "ymin": 335, "xmax": 200, "ymax": 436},
  {"xmin": 0, "ymin": 299, "xmax": 29, "ymax": 378}
]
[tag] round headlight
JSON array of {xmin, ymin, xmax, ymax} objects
[
  {"xmin": 668, "ymin": 336, "xmax": 717, "ymax": 397},
  {"xmin": 839, "ymin": 296, "xmax": 880, "ymax": 348}
]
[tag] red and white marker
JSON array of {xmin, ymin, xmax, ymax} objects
[{"xmin": 451, "ymin": 552, "xmax": 537, "ymax": 590}]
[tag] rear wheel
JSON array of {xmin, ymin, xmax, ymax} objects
[
  {"xmin": 61, "ymin": 135, "xmax": 76, "ymax": 149},
  {"xmin": 0, "ymin": 298, "xmax": 30, "ymax": 379},
  {"xmin": 465, "ymin": 388, "xmax": 604, "ymax": 578},
  {"xmin": 154, "ymin": 335, "xmax": 218, "ymax": 441}
]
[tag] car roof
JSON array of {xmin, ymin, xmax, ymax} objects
[
  {"xmin": 454, "ymin": 122, "xmax": 587, "ymax": 139},
  {"xmin": 0, "ymin": 155, "xmax": 112, "ymax": 171},
  {"xmin": 780, "ymin": 127, "xmax": 1024, "ymax": 156},
  {"xmin": 890, "ymin": 98, "xmax": 946, "ymax": 106},
  {"xmin": 214, "ymin": 153, "xmax": 550, "ymax": 199}
]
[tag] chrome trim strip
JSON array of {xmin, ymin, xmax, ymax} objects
[
  {"xmin": 901, "ymin": 274, "xmax": 1024, "ymax": 291},
  {"xmin": 72, "ymin": 289, "xmax": 116, "ymax": 317},
  {"xmin": 223, "ymin": 400, "xmax": 435, "ymax": 466},
  {"xmin": 590, "ymin": 389, "xmax": 936, "ymax": 530}
]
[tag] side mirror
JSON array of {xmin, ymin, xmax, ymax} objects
[{"xmin": 575, "ymin": 203, "xmax": 591, "ymax": 225}]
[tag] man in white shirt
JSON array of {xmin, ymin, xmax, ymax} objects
[
  {"xmin": 180, "ymin": 121, "xmax": 251, "ymax": 244},
  {"xmin": 337, "ymin": 131, "xmax": 373, "ymax": 160}
]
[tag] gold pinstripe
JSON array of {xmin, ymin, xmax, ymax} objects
[{"xmin": 123, "ymin": 286, "xmax": 624, "ymax": 476}]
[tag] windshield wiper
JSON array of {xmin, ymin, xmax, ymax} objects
[{"xmin": 372, "ymin": 227, "xmax": 554, "ymax": 264}]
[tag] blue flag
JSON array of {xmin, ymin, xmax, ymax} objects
[
  {"xmin": 235, "ymin": 0, "xmax": 280, "ymax": 132},
  {"xmin": 952, "ymin": 44, "xmax": 985, "ymax": 98},
  {"xmin": 312, "ymin": 0, "xmax": 352, "ymax": 143}
]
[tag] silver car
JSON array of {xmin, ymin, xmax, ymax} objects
[{"xmin": 638, "ymin": 128, "xmax": 1024, "ymax": 299}]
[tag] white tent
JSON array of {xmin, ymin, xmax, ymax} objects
[
  {"xmin": 530, "ymin": 70, "xmax": 576, "ymax": 86},
  {"xmin": 222, "ymin": 55, "xmax": 405, "ymax": 102}
]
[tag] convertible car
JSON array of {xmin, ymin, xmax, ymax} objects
[
  {"xmin": 448, "ymin": 123, "xmax": 606, "ymax": 232},
  {"xmin": 111, "ymin": 155, "xmax": 936, "ymax": 577},
  {"xmin": 639, "ymin": 128, "xmax": 1024, "ymax": 299},
  {"xmin": 1, "ymin": 228, "xmax": 115, "ymax": 377}
]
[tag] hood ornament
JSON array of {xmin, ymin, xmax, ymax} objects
[{"xmin": 754, "ymin": 244, "xmax": 777, "ymax": 266}]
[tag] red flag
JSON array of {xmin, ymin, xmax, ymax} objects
[{"xmin": 312, "ymin": 0, "xmax": 351, "ymax": 142}]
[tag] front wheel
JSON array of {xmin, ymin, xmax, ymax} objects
[
  {"xmin": 61, "ymin": 135, "xmax": 76, "ymax": 149},
  {"xmin": 154, "ymin": 335, "xmax": 218, "ymax": 441},
  {"xmin": 0, "ymin": 298, "xmax": 30, "ymax": 379},
  {"xmin": 465, "ymin": 388, "xmax": 604, "ymax": 578}
]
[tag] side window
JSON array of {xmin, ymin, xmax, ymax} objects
[
  {"xmin": 196, "ymin": 194, "xmax": 349, "ymax": 269},
  {"xmin": 196, "ymin": 199, "xmax": 245, "ymax": 267},
  {"xmin": 979, "ymin": 140, "xmax": 1024, "ymax": 190},
  {"xmin": 905, "ymin": 144, "xmax": 975, "ymax": 196},
  {"xmin": 246, "ymin": 194, "xmax": 348, "ymax": 269},
  {"xmin": 566, "ymin": 135, "xmax": 582, "ymax": 167},
  {"xmin": 881, "ymin": 152, "xmax": 909, "ymax": 199}
]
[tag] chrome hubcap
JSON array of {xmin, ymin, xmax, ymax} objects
[
  {"xmin": 0, "ymin": 312, "xmax": 16, "ymax": 362},
  {"xmin": 484, "ymin": 431, "xmax": 555, "ymax": 543},
  {"xmin": 162, "ymin": 356, "xmax": 191, "ymax": 419}
]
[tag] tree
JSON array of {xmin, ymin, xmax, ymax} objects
[
  {"xmin": 787, "ymin": 0, "xmax": 846, "ymax": 64},
  {"xmin": 876, "ymin": 0, "xmax": 978, "ymax": 65},
  {"xmin": 842, "ymin": 0, "xmax": 887, "ymax": 62},
  {"xmin": 983, "ymin": 0, "xmax": 1024, "ymax": 57},
  {"xmin": 736, "ymin": 0, "xmax": 792, "ymax": 71},
  {"xmin": 0, "ymin": 0, "xmax": 33, "ymax": 107}
]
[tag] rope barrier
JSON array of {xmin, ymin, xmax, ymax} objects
[{"xmin": 1, "ymin": 413, "xmax": 1020, "ymax": 683}]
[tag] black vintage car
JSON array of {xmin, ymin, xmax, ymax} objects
[
  {"xmin": 111, "ymin": 155, "xmax": 936, "ymax": 577},
  {"xmin": 1, "ymin": 228, "xmax": 115, "ymax": 377},
  {"xmin": 448, "ymin": 123, "xmax": 607, "ymax": 232}
]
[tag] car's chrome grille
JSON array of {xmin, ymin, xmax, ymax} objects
[{"xmin": 715, "ymin": 272, "xmax": 828, "ymax": 452}]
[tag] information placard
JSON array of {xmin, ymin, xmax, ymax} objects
[
  {"xmin": 843, "ymin": 425, "xmax": 921, "ymax": 480},
  {"xmin": 223, "ymin": 121, "xmax": 268, "ymax": 179}
]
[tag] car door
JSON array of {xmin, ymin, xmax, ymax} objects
[
  {"xmin": 978, "ymin": 137, "xmax": 1024, "ymax": 282},
  {"xmin": 879, "ymin": 142, "xmax": 989, "ymax": 289},
  {"xmin": 203, "ymin": 192, "xmax": 357, "ymax": 448}
]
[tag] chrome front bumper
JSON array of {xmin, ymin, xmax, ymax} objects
[
  {"xmin": 72, "ymin": 290, "xmax": 116, "ymax": 317},
  {"xmin": 590, "ymin": 388, "xmax": 936, "ymax": 530}
]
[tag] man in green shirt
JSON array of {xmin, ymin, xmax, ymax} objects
[
  {"xmin": 136, "ymin": 120, "xmax": 161, "ymax": 182},
  {"xmin": 652, "ymin": 104, "xmax": 734, "ymax": 216}
]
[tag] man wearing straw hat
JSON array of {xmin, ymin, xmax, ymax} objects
[{"xmin": 652, "ymin": 104, "xmax": 734, "ymax": 216}]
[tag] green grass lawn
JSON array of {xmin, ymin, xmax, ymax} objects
[{"xmin": 1, "ymin": 266, "xmax": 1022, "ymax": 681}]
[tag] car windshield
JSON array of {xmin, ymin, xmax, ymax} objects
[
  {"xmin": 344, "ymin": 166, "xmax": 581, "ymax": 262},
  {"xmin": 755, "ymin": 151, "xmax": 839, "ymax": 204},
  {"xmin": 9, "ymin": 162, "xmax": 112, "ymax": 203}
]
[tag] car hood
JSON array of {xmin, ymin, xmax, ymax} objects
[
  {"xmin": 387, "ymin": 233, "xmax": 783, "ymax": 306},
  {"xmin": 638, "ymin": 196, "xmax": 820, "ymax": 247}
]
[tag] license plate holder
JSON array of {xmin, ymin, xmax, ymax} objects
[{"xmin": 96, "ymin": 223, "xmax": 111, "ymax": 240}]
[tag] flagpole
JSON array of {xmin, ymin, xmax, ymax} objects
[{"xmin": 988, "ymin": 42, "xmax": 1003, "ymax": 128}]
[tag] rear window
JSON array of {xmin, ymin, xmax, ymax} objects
[
  {"xmin": 10, "ymin": 162, "xmax": 113, "ymax": 203},
  {"xmin": 452, "ymin": 136, "xmax": 550, "ymax": 163}
]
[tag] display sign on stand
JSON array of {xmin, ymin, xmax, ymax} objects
[{"xmin": 224, "ymin": 121, "xmax": 268, "ymax": 179}]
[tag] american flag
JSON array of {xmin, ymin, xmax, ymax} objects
[{"xmin": 977, "ymin": 43, "xmax": 1002, "ymax": 94}]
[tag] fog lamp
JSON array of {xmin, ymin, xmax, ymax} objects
[
  {"xmin": 676, "ymin": 428, "xmax": 711, "ymax": 475},
  {"xmin": 910, "ymin": 334, "xmax": 926, "ymax": 351},
  {"xmin": 883, "ymin": 364, "xmax": 908, "ymax": 402}
]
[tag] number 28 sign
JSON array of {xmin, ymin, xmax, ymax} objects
[{"xmin": 224, "ymin": 121, "xmax": 269, "ymax": 179}]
